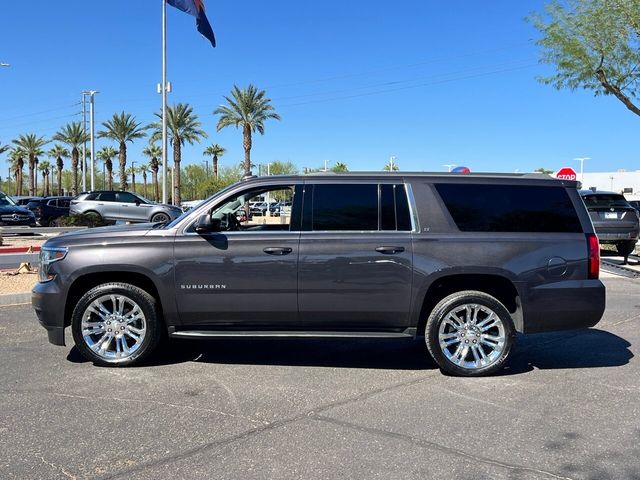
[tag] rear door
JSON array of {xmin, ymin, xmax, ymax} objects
[
  {"xmin": 297, "ymin": 182, "xmax": 414, "ymax": 330},
  {"xmin": 116, "ymin": 192, "xmax": 150, "ymax": 222}
]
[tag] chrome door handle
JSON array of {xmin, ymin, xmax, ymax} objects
[
  {"xmin": 263, "ymin": 247, "xmax": 293, "ymax": 256},
  {"xmin": 375, "ymin": 246, "xmax": 405, "ymax": 254}
]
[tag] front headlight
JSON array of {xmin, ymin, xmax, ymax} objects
[{"xmin": 39, "ymin": 247, "xmax": 68, "ymax": 282}]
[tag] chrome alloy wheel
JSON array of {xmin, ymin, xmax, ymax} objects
[
  {"xmin": 81, "ymin": 294, "xmax": 147, "ymax": 361},
  {"xmin": 437, "ymin": 303, "xmax": 506, "ymax": 370}
]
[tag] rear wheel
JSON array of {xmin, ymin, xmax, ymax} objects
[
  {"xmin": 425, "ymin": 290, "xmax": 516, "ymax": 376},
  {"xmin": 616, "ymin": 240, "xmax": 637, "ymax": 264},
  {"xmin": 71, "ymin": 282, "xmax": 163, "ymax": 367}
]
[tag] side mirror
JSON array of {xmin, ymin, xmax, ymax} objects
[{"xmin": 195, "ymin": 215, "xmax": 221, "ymax": 233}]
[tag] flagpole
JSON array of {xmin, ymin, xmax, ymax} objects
[{"xmin": 161, "ymin": 0, "xmax": 168, "ymax": 205}]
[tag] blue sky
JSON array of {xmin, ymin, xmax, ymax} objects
[{"xmin": 0, "ymin": 1, "xmax": 638, "ymax": 178}]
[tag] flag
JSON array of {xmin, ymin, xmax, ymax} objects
[{"xmin": 167, "ymin": 0, "xmax": 216, "ymax": 47}]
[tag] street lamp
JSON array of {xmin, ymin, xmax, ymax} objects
[
  {"xmin": 574, "ymin": 157, "xmax": 590, "ymax": 183},
  {"xmin": 0, "ymin": 63, "xmax": 10, "ymax": 67},
  {"xmin": 443, "ymin": 164, "xmax": 456, "ymax": 172}
]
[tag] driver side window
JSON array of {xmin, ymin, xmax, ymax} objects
[{"xmin": 207, "ymin": 184, "xmax": 297, "ymax": 232}]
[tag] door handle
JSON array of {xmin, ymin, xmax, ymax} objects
[
  {"xmin": 375, "ymin": 246, "xmax": 405, "ymax": 254},
  {"xmin": 263, "ymin": 247, "xmax": 293, "ymax": 256}
]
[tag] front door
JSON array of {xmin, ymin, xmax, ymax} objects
[{"xmin": 173, "ymin": 182, "xmax": 301, "ymax": 327}]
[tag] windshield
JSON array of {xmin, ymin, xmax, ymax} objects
[
  {"xmin": 0, "ymin": 193, "xmax": 17, "ymax": 206},
  {"xmin": 582, "ymin": 194, "xmax": 631, "ymax": 208}
]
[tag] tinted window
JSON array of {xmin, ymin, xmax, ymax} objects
[
  {"xmin": 97, "ymin": 192, "xmax": 116, "ymax": 202},
  {"xmin": 379, "ymin": 184, "xmax": 412, "ymax": 231},
  {"xmin": 83, "ymin": 193, "xmax": 99, "ymax": 200},
  {"xmin": 581, "ymin": 194, "xmax": 631, "ymax": 208},
  {"xmin": 26, "ymin": 201, "xmax": 41, "ymax": 208},
  {"xmin": 312, "ymin": 184, "xmax": 378, "ymax": 231},
  {"xmin": 117, "ymin": 192, "xmax": 139, "ymax": 203},
  {"xmin": 59, "ymin": 199, "xmax": 70, "ymax": 208},
  {"xmin": 435, "ymin": 184, "xmax": 582, "ymax": 233}
]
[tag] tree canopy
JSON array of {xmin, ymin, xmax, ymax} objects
[{"xmin": 529, "ymin": 0, "xmax": 640, "ymax": 117}]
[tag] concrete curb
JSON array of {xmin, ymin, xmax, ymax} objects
[{"xmin": 0, "ymin": 292, "xmax": 31, "ymax": 306}]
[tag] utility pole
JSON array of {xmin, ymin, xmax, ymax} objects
[
  {"xmin": 81, "ymin": 93, "xmax": 87, "ymax": 192},
  {"xmin": 161, "ymin": 0, "xmax": 169, "ymax": 205},
  {"xmin": 82, "ymin": 91, "xmax": 99, "ymax": 191},
  {"xmin": 388, "ymin": 156, "xmax": 396, "ymax": 171}
]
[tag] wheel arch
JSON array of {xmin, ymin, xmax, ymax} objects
[
  {"xmin": 64, "ymin": 270, "xmax": 164, "ymax": 329},
  {"xmin": 415, "ymin": 273, "xmax": 523, "ymax": 335}
]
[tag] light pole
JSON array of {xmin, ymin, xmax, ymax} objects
[
  {"xmin": 82, "ymin": 90, "xmax": 99, "ymax": 191},
  {"xmin": 443, "ymin": 164, "xmax": 456, "ymax": 172},
  {"xmin": 389, "ymin": 156, "xmax": 396, "ymax": 171},
  {"xmin": 0, "ymin": 63, "xmax": 9, "ymax": 67},
  {"xmin": 574, "ymin": 157, "xmax": 590, "ymax": 183},
  {"xmin": 610, "ymin": 176, "xmax": 614, "ymax": 191}
]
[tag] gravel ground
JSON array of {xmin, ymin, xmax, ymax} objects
[{"xmin": 0, "ymin": 272, "xmax": 38, "ymax": 294}]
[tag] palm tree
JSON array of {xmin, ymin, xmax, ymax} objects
[
  {"xmin": 98, "ymin": 112, "xmax": 147, "ymax": 191},
  {"xmin": 383, "ymin": 163, "xmax": 399, "ymax": 171},
  {"xmin": 139, "ymin": 164, "xmax": 149, "ymax": 198},
  {"xmin": 8, "ymin": 148, "xmax": 25, "ymax": 196},
  {"xmin": 47, "ymin": 144, "xmax": 69, "ymax": 196},
  {"xmin": 39, "ymin": 160, "xmax": 52, "ymax": 197},
  {"xmin": 0, "ymin": 142, "xmax": 9, "ymax": 156},
  {"xmin": 203, "ymin": 144, "xmax": 225, "ymax": 180},
  {"xmin": 12, "ymin": 134, "xmax": 48, "ymax": 196},
  {"xmin": 150, "ymin": 103, "xmax": 207, "ymax": 205},
  {"xmin": 126, "ymin": 164, "xmax": 137, "ymax": 192},
  {"xmin": 96, "ymin": 146, "xmax": 117, "ymax": 191},
  {"xmin": 142, "ymin": 144, "xmax": 162, "ymax": 201},
  {"xmin": 53, "ymin": 123, "xmax": 89, "ymax": 195},
  {"xmin": 332, "ymin": 162, "xmax": 349, "ymax": 172},
  {"xmin": 214, "ymin": 85, "xmax": 281, "ymax": 178}
]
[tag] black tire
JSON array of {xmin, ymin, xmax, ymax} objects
[
  {"xmin": 151, "ymin": 212, "xmax": 170, "ymax": 223},
  {"xmin": 616, "ymin": 240, "xmax": 636, "ymax": 259},
  {"xmin": 71, "ymin": 282, "xmax": 163, "ymax": 367},
  {"xmin": 425, "ymin": 290, "xmax": 516, "ymax": 377}
]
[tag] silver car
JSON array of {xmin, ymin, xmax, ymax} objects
[{"xmin": 70, "ymin": 191, "xmax": 182, "ymax": 223}]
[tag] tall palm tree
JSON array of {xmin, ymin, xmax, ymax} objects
[
  {"xmin": 332, "ymin": 162, "xmax": 349, "ymax": 172},
  {"xmin": 150, "ymin": 103, "xmax": 207, "ymax": 205},
  {"xmin": 38, "ymin": 160, "xmax": 52, "ymax": 197},
  {"xmin": 126, "ymin": 164, "xmax": 137, "ymax": 192},
  {"xmin": 214, "ymin": 84, "xmax": 281, "ymax": 178},
  {"xmin": 142, "ymin": 144, "xmax": 162, "ymax": 201},
  {"xmin": 96, "ymin": 146, "xmax": 117, "ymax": 191},
  {"xmin": 203, "ymin": 144, "xmax": 225, "ymax": 180},
  {"xmin": 98, "ymin": 112, "xmax": 147, "ymax": 191},
  {"xmin": 8, "ymin": 148, "xmax": 25, "ymax": 196},
  {"xmin": 0, "ymin": 142, "xmax": 9, "ymax": 156},
  {"xmin": 48, "ymin": 144, "xmax": 69, "ymax": 196},
  {"xmin": 53, "ymin": 123, "xmax": 89, "ymax": 195},
  {"xmin": 12, "ymin": 134, "xmax": 48, "ymax": 196},
  {"xmin": 138, "ymin": 164, "xmax": 149, "ymax": 198}
]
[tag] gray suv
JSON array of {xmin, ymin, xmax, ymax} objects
[
  {"xmin": 33, "ymin": 173, "xmax": 605, "ymax": 376},
  {"xmin": 70, "ymin": 191, "xmax": 182, "ymax": 223}
]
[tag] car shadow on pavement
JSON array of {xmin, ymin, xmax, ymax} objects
[
  {"xmin": 67, "ymin": 328, "xmax": 632, "ymax": 373},
  {"xmin": 498, "ymin": 328, "xmax": 633, "ymax": 376}
]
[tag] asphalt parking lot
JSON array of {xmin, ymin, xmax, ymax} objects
[{"xmin": 1, "ymin": 276, "xmax": 639, "ymax": 480}]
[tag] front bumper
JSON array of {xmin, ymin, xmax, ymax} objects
[{"xmin": 32, "ymin": 280, "xmax": 66, "ymax": 346}]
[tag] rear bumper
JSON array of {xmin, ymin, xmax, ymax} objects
[
  {"xmin": 521, "ymin": 279, "xmax": 605, "ymax": 334},
  {"xmin": 32, "ymin": 280, "xmax": 66, "ymax": 346}
]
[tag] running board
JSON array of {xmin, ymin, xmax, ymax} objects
[{"xmin": 169, "ymin": 328, "xmax": 416, "ymax": 339}]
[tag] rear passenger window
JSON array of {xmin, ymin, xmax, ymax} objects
[
  {"xmin": 312, "ymin": 184, "xmax": 378, "ymax": 231},
  {"xmin": 98, "ymin": 192, "xmax": 116, "ymax": 202},
  {"xmin": 435, "ymin": 184, "xmax": 582, "ymax": 233}
]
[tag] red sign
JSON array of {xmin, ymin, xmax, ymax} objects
[{"xmin": 555, "ymin": 167, "xmax": 577, "ymax": 181}]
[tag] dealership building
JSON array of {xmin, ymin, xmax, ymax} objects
[{"xmin": 579, "ymin": 171, "xmax": 640, "ymax": 200}]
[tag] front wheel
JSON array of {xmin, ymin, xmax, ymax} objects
[
  {"xmin": 71, "ymin": 282, "xmax": 163, "ymax": 367},
  {"xmin": 151, "ymin": 212, "xmax": 170, "ymax": 223},
  {"xmin": 425, "ymin": 291, "xmax": 516, "ymax": 376}
]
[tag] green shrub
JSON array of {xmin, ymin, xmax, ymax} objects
[{"xmin": 55, "ymin": 214, "xmax": 111, "ymax": 228}]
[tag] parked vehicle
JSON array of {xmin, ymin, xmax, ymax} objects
[
  {"xmin": 33, "ymin": 173, "xmax": 605, "ymax": 376},
  {"xmin": 70, "ymin": 191, "xmax": 183, "ymax": 224},
  {"xmin": 270, "ymin": 201, "xmax": 292, "ymax": 216},
  {"xmin": 629, "ymin": 200, "xmax": 640, "ymax": 213},
  {"xmin": 579, "ymin": 190, "xmax": 639, "ymax": 263},
  {"xmin": 24, "ymin": 196, "xmax": 73, "ymax": 226},
  {"xmin": 12, "ymin": 196, "xmax": 43, "ymax": 206},
  {"xmin": 0, "ymin": 192, "xmax": 36, "ymax": 226}
]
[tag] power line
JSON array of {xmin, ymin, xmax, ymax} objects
[{"xmin": 0, "ymin": 102, "xmax": 81, "ymax": 123}]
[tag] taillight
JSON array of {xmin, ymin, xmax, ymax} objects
[{"xmin": 587, "ymin": 233, "xmax": 600, "ymax": 279}]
